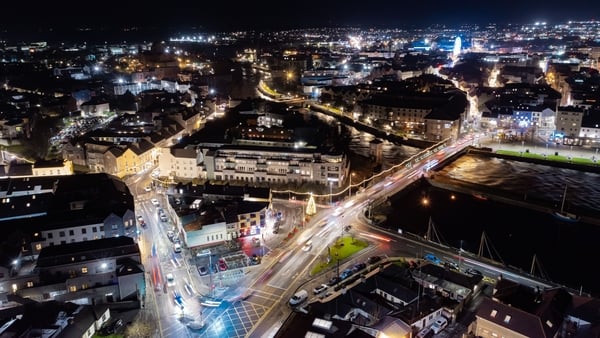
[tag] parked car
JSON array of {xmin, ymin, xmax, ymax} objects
[
  {"xmin": 352, "ymin": 262, "xmax": 367, "ymax": 272},
  {"xmin": 416, "ymin": 326, "xmax": 432, "ymax": 338},
  {"xmin": 151, "ymin": 198, "xmax": 160, "ymax": 207},
  {"xmin": 424, "ymin": 253, "xmax": 442, "ymax": 265},
  {"xmin": 367, "ymin": 256, "xmax": 382, "ymax": 264},
  {"xmin": 250, "ymin": 254, "xmax": 260, "ymax": 265},
  {"xmin": 327, "ymin": 276, "xmax": 341, "ymax": 286},
  {"xmin": 144, "ymin": 186, "xmax": 152, "ymax": 192},
  {"xmin": 173, "ymin": 243, "xmax": 182, "ymax": 253},
  {"xmin": 218, "ymin": 258, "xmax": 228, "ymax": 271},
  {"xmin": 198, "ymin": 266, "xmax": 208, "ymax": 276},
  {"xmin": 431, "ymin": 316, "xmax": 448, "ymax": 334},
  {"xmin": 340, "ymin": 268, "xmax": 354, "ymax": 280},
  {"xmin": 289, "ymin": 289, "xmax": 308, "ymax": 306},
  {"xmin": 101, "ymin": 318, "xmax": 124, "ymax": 335},
  {"xmin": 313, "ymin": 284, "xmax": 329, "ymax": 295}
]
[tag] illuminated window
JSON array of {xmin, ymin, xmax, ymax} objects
[
  {"xmin": 82, "ymin": 267, "xmax": 88, "ymax": 273},
  {"xmin": 26, "ymin": 281, "xmax": 33, "ymax": 287},
  {"xmin": 490, "ymin": 309, "xmax": 497, "ymax": 318},
  {"xmin": 35, "ymin": 243, "xmax": 42, "ymax": 251},
  {"xmin": 69, "ymin": 285, "xmax": 77, "ymax": 292},
  {"xmin": 504, "ymin": 315, "xmax": 511, "ymax": 323}
]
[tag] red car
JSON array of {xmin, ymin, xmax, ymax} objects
[{"xmin": 218, "ymin": 258, "xmax": 228, "ymax": 271}]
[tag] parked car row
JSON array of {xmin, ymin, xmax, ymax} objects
[{"xmin": 324, "ymin": 256, "xmax": 383, "ymax": 291}]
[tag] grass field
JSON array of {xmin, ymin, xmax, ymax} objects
[
  {"xmin": 310, "ymin": 235, "xmax": 369, "ymax": 275},
  {"xmin": 495, "ymin": 149, "xmax": 598, "ymax": 166}
]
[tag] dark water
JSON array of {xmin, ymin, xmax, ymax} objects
[
  {"xmin": 346, "ymin": 126, "xmax": 421, "ymax": 170},
  {"xmin": 383, "ymin": 154, "xmax": 600, "ymax": 297}
]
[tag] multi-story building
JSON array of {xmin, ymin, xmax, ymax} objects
[
  {"xmin": 61, "ymin": 108, "xmax": 203, "ymax": 176},
  {"xmin": 0, "ymin": 173, "xmax": 136, "ymax": 265},
  {"xmin": 204, "ymin": 143, "xmax": 348, "ymax": 188},
  {"xmin": 1, "ymin": 160, "xmax": 74, "ymax": 177},
  {"xmin": 0, "ymin": 301, "xmax": 112, "ymax": 338},
  {"xmin": 554, "ymin": 105, "xmax": 585, "ymax": 145},
  {"xmin": 157, "ymin": 146, "xmax": 204, "ymax": 182},
  {"xmin": 31, "ymin": 159, "xmax": 74, "ymax": 176},
  {"xmin": 166, "ymin": 183, "xmax": 271, "ymax": 244},
  {"xmin": 360, "ymin": 91, "xmax": 467, "ymax": 141},
  {"xmin": 471, "ymin": 278, "xmax": 574, "ymax": 338},
  {"xmin": 11, "ymin": 236, "xmax": 144, "ymax": 306}
]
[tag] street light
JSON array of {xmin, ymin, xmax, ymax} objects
[
  {"xmin": 348, "ymin": 172, "xmax": 355, "ymax": 198},
  {"xmin": 458, "ymin": 240, "xmax": 464, "ymax": 271}
]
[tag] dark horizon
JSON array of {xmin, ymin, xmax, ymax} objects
[{"xmin": 1, "ymin": 0, "xmax": 599, "ymax": 43}]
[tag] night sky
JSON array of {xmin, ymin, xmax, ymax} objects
[{"xmin": 1, "ymin": 0, "xmax": 599, "ymax": 35}]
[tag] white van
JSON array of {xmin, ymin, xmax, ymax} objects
[
  {"xmin": 173, "ymin": 243, "xmax": 182, "ymax": 253},
  {"xmin": 431, "ymin": 316, "xmax": 448, "ymax": 334},
  {"xmin": 289, "ymin": 289, "xmax": 308, "ymax": 306}
]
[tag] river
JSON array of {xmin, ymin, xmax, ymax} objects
[{"xmin": 380, "ymin": 153, "xmax": 600, "ymax": 297}]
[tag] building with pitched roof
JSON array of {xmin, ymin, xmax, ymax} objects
[
  {"xmin": 1, "ymin": 236, "xmax": 143, "ymax": 307},
  {"xmin": 0, "ymin": 173, "xmax": 136, "ymax": 265}
]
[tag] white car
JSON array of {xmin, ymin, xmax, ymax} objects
[
  {"xmin": 431, "ymin": 316, "xmax": 448, "ymax": 334},
  {"xmin": 144, "ymin": 186, "xmax": 152, "ymax": 192},
  {"xmin": 151, "ymin": 198, "xmax": 160, "ymax": 207},
  {"xmin": 173, "ymin": 243, "xmax": 182, "ymax": 253},
  {"xmin": 166, "ymin": 273, "xmax": 175, "ymax": 287},
  {"xmin": 302, "ymin": 240, "xmax": 313, "ymax": 252},
  {"xmin": 186, "ymin": 321, "xmax": 204, "ymax": 330},
  {"xmin": 313, "ymin": 284, "xmax": 328, "ymax": 295}
]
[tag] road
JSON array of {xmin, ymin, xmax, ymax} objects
[
  {"xmin": 246, "ymin": 133, "xmax": 575, "ymax": 336},
  {"xmin": 126, "ymin": 131, "xmax": 575, "ymax": 337}
]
